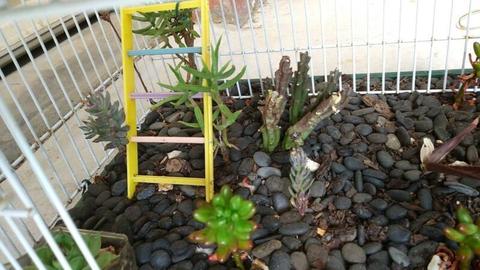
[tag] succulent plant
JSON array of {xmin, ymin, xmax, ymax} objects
[
  {"xmin": 288, "ymin": 147, "xmax": 320, "ymax": 216},
  {"xmin": 25, "ymin": 232, "xmax": 117, "ymax": 270},
  {"xmin": 132, "ymin": 4, "xmax": 199, "ymax": 70},
  {"xmin": 283, "ymin": 69, "xmax": 350, "ymax": 150},
  {"xmin": 259, "ymin": 56, "xmax": 292, "ymax": 152},
  {"xmin": 189, "ymin": 186, "xmax": 256, "ymax": 268},
  {"xmin": 80, "ymin": 91, "xmax": 129, "ymax": 151},
  {"xmin": 289, "ymin": 52, "xmax": 311, "ymax": 125},
  {"xmin": 156, "ymin": 38, "xmax": 246, "ymax": 161},
  {"xmin": 444, "ymin": 207, "xmax": 480, "ymax": 270},
  {"xmin": 453, "ymin": 42, "xmax": 480, "ymax": 110}
]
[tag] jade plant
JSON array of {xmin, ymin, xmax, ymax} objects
[
  {"xmin": 443, "ymin": 207, "xmax": 480, "ymax": 270},
  {"xmin": 452, "ymin": 42, "xmax": 480, "ymax": 110},
  {"xmin": 260, "ymin": 52, "xmax": 351, "ymax": 152},
  {"xmin": 25, "ymin": 232, "xmax": 117, "ymax": 270},
  {"xmin": 189, "ymin": 186, "xmax": 256, "ymax": 269},
  {"xmin": 154, "ymin": 38, "xmax": 246, "ymax": 161},
  {"xmin": 80, "ymin": 91, "xmax": 129, "ymax": 151}
]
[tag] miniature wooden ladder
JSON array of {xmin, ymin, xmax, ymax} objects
[{"xmin": 121, "ymin": 0, "xmax": 214, "ymax": 201}]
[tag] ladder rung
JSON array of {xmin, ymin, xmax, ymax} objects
[
  {"xmin": 123, "ymin": 0, "xmax": 201, "ymax": 14},
  {"xmin": 133, "ymin": 175, "xmax": 206, "ymax": 186},
  {"xmin": 128, "ymin": 47, "xmax": 202, "ymax": 57},
  {"xmin": 131, "ymin": 136, "xmax": 204, "ymax": 144},
  {"xmin": 131, "ymin": 92, "xmax": 203, "ymax": 100}
]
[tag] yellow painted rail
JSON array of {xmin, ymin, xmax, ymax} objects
[{"xmin": 121, "ymin": 0, "xmax": 214, "ymax": 201}]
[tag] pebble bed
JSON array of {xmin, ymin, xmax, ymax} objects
[{"xmin": 69, "ymin": 80, "xmax": 480, "ymax": 270}]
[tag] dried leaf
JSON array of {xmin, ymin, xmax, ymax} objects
[
  {"xmin": 317, "ymin": 227, "xmax": 327, "ymax": 236},
  {"xmin": 158, "ymin": 184, "xmax": 173, "ymax": 192},
  {"xmin": 427, "ymin": 117, "xmax": 479, "ymax": 163},
  {"xmin": 427, "ymin": 255, "xmax": 442, "ymax": 270},
  {"xmin": 421, "ymin": 137, "xmax": 435, "ymax": 165},
  {"xmin": 251, "ymin": 258, "xmax": 269, "ymax": 270},
  {"xmin": 165, "ymin": 158, "xmax": 191, "ymax": 174},
  {"xmin": 167, "ymin": 150, "xmax": 183, "ymax": 159}
]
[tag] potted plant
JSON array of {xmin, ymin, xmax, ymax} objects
[{"xmin": 11, "ymin": 227, "xmax": 136, "ymax": 270}]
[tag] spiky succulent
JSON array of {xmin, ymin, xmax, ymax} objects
[
  {"xmin": 444, "ymin": 207, "xmax": 480, "ymax": 270},
  {"xmin": 80, "ymin": 91, "xmax": 129, "ymax": 150},
  {"xmin": 189, "ymin": 186, "xmax": 256, "ymax": 263},
  {"xmin": 289, "ymin": 52, "xmax": 311, "ymax": 125},
  {"xmin": 289, "ymin": 147, "xmax": 316, "ymax": 216},
  {"xmin": 283, "ymin": 69, "xmax": 348, "ymax": 150},
  {"xmin": 259, "ymin": 56, "xmax": 292, "ymax": 152}
]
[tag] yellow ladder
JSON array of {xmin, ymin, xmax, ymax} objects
[{"xmin": 121, "ymin": 0, "xmax": 214, "ymax": 201}]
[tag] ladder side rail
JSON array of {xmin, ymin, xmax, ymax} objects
[
  {"xmin": 201, "ymin": 0, "xmax": 214, "ymax": 201},
  {"xmin": 121, "ymin": 9, "xmax": 138, "ymax": 199}
]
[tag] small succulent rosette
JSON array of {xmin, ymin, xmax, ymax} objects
[
  {"xmin": 444, "ymin": 207, "xmax": 480, "ymax": 270},
  {"xmin": 188, "ymin": 186, "xmax": 256, "ymax": 262}
]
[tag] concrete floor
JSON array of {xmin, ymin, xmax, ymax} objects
[{"xmin": 0, "ymin": 0, "xmax": 479, "ymax": 259}]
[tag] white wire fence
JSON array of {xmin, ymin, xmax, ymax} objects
[{"xmin": 0, "ymin": 0, "xmax": 479, "ymax": 268}]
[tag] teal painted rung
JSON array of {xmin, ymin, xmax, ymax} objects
[{"xmin": 128, "ymin": 47, "xmax": 202, "ymax": 56}]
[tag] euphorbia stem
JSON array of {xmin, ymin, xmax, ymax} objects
[{"xmin": 232, "ymin": 252, "xmax": 245, "ymax": 270}]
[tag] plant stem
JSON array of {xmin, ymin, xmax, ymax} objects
[{"xmin": 232, "ymin": 252, "xmax": 245, "ymax": 270}]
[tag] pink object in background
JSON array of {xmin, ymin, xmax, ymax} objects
[{"xmin": 209, "ymin": 0, "xmax": 259, "ymax": 27}]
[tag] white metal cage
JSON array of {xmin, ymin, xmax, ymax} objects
[{"xmin": 0, "ymin": 0, "xmax": 479, "ymax": 268}]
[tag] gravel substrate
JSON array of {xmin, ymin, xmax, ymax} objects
[{"xmin": 68, "ymin": 79, "xmax": 480, "ymax": 270}]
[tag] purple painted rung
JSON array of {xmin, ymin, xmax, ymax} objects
[{"xmin": 130, "ymin": 92, "xmax": 203, "ymax": 99}]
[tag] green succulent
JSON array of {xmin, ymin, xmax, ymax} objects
[
  {"xmin": 25, "ymin": 232, "xmax": 117, "ymax": 270},
  {"xmin": 289, "ymin": 147, "xmax": 315, "ymax": 216},
  {"xmin": 259, "ymin": 56, "xmax": 291, "ymax": 153},
  {"xmin": 154, "ymin": 38, "xmax": 246, "ymax": 161},
  {"xmin": 189, "ymin": 186, "xmax": 256, "ymax": 265},
  {"xmin": 289, "ymin": 52, "xmax": 311, "ymax": 125},
  {"xmin": 132, "ymin": 4, "xmax": 199, "ymax": 68},
  {"xmin": 80, "ymin": 91, "xmax": 129, "ymax": 151},
  {"xmin": 444, "ymin": 207, "xmax": 480, "ymax": 270}
]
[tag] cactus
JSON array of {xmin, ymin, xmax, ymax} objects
[
  {"xmin": 189, "ymin": 186, "xmax": 256, "ymax": 269},
  {"xmin": 443, "ymin": 207, "xmax": 480, "ymax": 270},
  {"xmin": 289, "ymin": 52, "xmax": 311, "ymax": 125},
  {"xmin": 284, "ymin": 70, "xmax": 350, "ymax": 150},
  {"xmin": 259, "ymin": 56, "xmax": 292, "ymax": 152},
  {"xmin": 289, "ymin": 147, "xmax": 317, "ymax": 216},
  {"xmin": 80, "ymin": 91, "xmax": 129, "ymax": 151}
]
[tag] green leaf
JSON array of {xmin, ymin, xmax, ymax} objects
[
  {"xmin": 217, "ymin": 65, "xmax": 236, "ymax": 80},
  {"xmin": 69, "ymin": 256, "xmax": 86, "ymax": 270},
  {"xmin": 212, "ymin": 109, "xmax": 220, "ymax": 122},
  {"xmin": 212, "ymin": 37, "xmax": 223, "ymax": 74},
  {"xmin": 36, "ymin": 246, "xmax": 54, "ymax": 265},
  {"xmin": 216, "ymin": 110, "xmax": 241, "ymax": 130},
  {"xmin": 96, "ymin": 251, "xmax": 118, "ymax": 269},
  {"xmin": 178, "ymin": 121, "xmax": 200, "ymax": 129},
  {"xmin": 458, "ymin": 207, "xmax": 474, "ymax": 224},
  {"xmin": 84, "ymin": 234, "xmax": 101, "ymax": 256},
  {"xmin": 131, "ymin": 15, "xmax": 151, "ymax": 22},
  {"xmin": 182, "ymin": 65, "xmax": 215, "ymax": 80},
  {"xmin": 217, "ymin": 66, "xmax": 246, "ymax": 90},
  {"xmin": 193, "ymin": 103, "xmax": 205, "ymax": 133}
]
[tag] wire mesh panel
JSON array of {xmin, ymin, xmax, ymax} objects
[{"xmin": 0, "ymin": 0, "xmax": 478, "ymax": 267}]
